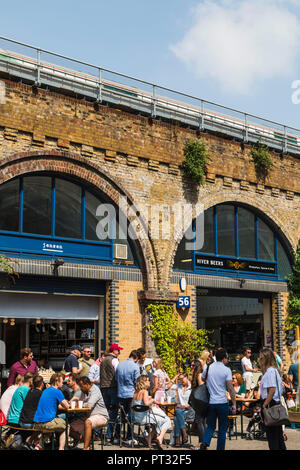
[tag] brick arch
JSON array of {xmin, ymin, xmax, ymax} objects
[
  {"xmin": 164, "ymin": 188, "xmax": 296, "ymax": 287},
  {"xmin": 0, "ymin": 150, "xmax": 157, "ymax": 290}
]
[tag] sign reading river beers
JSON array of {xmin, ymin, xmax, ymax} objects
[{"xmin": 195, "ymin": 254, "xmax": 276, "ymax": 274}]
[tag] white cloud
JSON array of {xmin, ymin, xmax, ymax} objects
[{"xmin": 170, "ymin": 0, "xmax": 300, "ymax": 94}]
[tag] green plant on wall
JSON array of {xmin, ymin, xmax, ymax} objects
[
  {"xmin": 146, "ymin": 303, "xmax": 211, "ymax": 378},
  {"xmin": 251, "ymin": 141, "xmax": 273, "ymax": 181},
  {"xmin": 286, "ymin": 241, "xmax": 300, "ymax": 329},
  {"xmin": 0, "ymin": 255, "xmax": 19, "ymax": 287},
  {"xmin": 182, "ymin": 138, "xmax": 210, "ymax": 185}
]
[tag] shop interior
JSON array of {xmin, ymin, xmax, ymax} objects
[{"xmin": 197, "ymin": 289, "xmax": 271, "ymax": 371}]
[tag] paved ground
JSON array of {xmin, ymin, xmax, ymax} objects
[{"xmin": 79, "ymin": 416, "xmax": 300, "ymax": 451}]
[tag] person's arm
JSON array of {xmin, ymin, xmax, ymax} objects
[
  {"xmin": 88, "ymin": 364, "xmax": 100, "ymax": 384},
  {"xmin": 142, "ymin": 390, "xmax": 155, "ymax": 407},
  {"xmin": 262, "ymin": 387, "xmax": 275, "ymax": 408},
  {"xmin": 167, "ymin": 374, "xmax": 179, "ymax": 389},
  {"xmin": 59, "ymin": 399, "xmax": 70, "ymax": 409},
  {"xmin": 243, "ymin": 362, "xmax": 258, "ymax": 373},
  {"xmin": 7, "ymin": 366, "xmax": 17, "ymax": 388},
  {"xmin": 226, "ymin": 380, "xmax": 236, "ymax": 412},
  {"xmin": 151, "ymin": 376, "xmax": 158, "ymax": 397}
]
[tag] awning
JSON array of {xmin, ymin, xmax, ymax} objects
[{"xmin": 0, "ymin": 292, "xmax": 101, "ymax": 320}]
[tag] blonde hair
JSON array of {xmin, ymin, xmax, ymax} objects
[
  {"xmin": 259, "ymin": 347, "xmax": 278, "ymax": 374},
  {"xmin": 200, "ymin": 350, "xmax": 210, "ymax": 363},
  {"xmin": 153, "ymin": 358, "xmax": 164, "ymax": 371},
  {"xmin": 135, "ymin": 375, "xmax": 149, "ymax": 393}
]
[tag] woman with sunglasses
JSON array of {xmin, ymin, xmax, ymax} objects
[
  {"xmin": 190, "ymin": 360, "xmax": 207, "ymax": 450},
  {"xmin": 259, "ymin": 347, "xmax": 286, "ymax": 450}
]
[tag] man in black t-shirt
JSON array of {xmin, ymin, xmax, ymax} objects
[
  {"xmin": 64, "ymin": 345, "xmax": 82, "ymax": 376},
  {"xmin": 19, "ymin": 375, "xmax": 44, "ymax": 428}
]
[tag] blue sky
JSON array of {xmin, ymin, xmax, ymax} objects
[{"xmin": 1, "ymin": 0, "xmax": 300, "ymax": 130}]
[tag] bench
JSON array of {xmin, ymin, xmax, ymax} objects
[{"xmin": 0, "ymin": 424, "xmax": 56, "ymax": 450}]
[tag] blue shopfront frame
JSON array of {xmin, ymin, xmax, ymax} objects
[
  {"xmin": 174, "ymin": 203, "xmax": 291, "ymax": 282},
  {"xmin": 0, "ymin": 231, "xmax": 113, "ymax": 264}
]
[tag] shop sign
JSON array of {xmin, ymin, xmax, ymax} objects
[
  {"xmin": 177, "ymin": 296, "xmax": 190, "ymax": 308},
  {"xmin": 195, "ymin": 254, "xmax": 276, "ymax": 274}
]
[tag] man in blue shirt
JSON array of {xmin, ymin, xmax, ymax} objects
[
  {"xmin": 116, "ymin": 350, "xmax": 140, "ymax": 445},
  {"xmin": 288, "ymin": 363, "xmax": 298, "ymax": 389},
  {"xmin": 33, "ymin": 372, "xmax": 70, "ymax": 450}
]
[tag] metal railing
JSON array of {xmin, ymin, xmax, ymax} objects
[{"xmin": 0, "ymin": 35, "xmax": 300, "ymax": 155}]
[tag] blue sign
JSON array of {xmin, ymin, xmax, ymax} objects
[{"xmin": 177, "ymin": 296, "xmax": 190, "ymax": 308}]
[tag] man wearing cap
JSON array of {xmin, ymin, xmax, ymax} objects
[
  {"xmin": 100, "ymin": 343, "xmax": 123, "ymax": 445},
  {"xmin": 64, "ymin": 345, "xmax": 83, "ymax": 376}
]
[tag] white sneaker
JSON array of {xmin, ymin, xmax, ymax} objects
[{"xmin": 126, "ymin": 439, "xmax": 138, "ymax": 446}]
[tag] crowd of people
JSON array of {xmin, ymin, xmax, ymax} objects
[{"xmin": 0, "ymin": 342, "xmax": 297, "ymax": 451}]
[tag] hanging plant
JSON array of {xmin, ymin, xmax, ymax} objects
[
  {"xmin": 182, "ymin": 138, "xmax": 210, "ymax": 185},
  {"xmin": 251, "ymin": 141, "xmax": 273, "ymax": 180},
  {"xmin": 0, "ymin": 255, "xmax": 19, "ymax": 287}
]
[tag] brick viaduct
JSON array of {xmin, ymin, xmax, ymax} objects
[{"xmin": 0, "ymin": 77, "xmax": 299, "ymax": 362}]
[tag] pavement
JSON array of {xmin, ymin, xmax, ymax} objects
[{"xmin": 75, "ymin": 416, "xmax": 300, "ymax": 451}]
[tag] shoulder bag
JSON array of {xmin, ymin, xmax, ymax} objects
[
  {"xmin": 188, "ymin": 363, "xmax": 210, "ymax": 417},
  {"xmin": 0, "ymin": 409, "xmax": 7, "ymax": 426},
  {"xmin": 262, "ymin": 369, "xmax": 291, "ymax": 427}
]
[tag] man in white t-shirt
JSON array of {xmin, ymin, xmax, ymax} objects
[
  {"xmin": 200, "ymin": 348, "xmax": 236, "ymax": 450},
  {"xmin": 241, "ymin": 348, "xmax": 258, "ymax": 392}
]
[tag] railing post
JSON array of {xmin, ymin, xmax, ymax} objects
[
  {"xmin": 36, "ymin": 49, "xmax": 41, "ymax": 86},
  {"xmin": 97, "ymin": 68, "xmax": 102, "ymax": 103},
  {"xmin": 244, "ymin": 113, "xmax": 248, "ymax": 143},
  {"xmin": 200, "ymin": 100, "xmax": 204, "ymax": 131},
  {"xmin": 152, "ymin": 85, "xmax": 156, "ymax": 118},
  {"xmin": 283, "ymin": 125, "xmax": 287, "ymax": 153}
]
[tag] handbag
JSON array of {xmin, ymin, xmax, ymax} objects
[
  {"xmin": 0, "ymin": 409, "xmax": 7, "ymax": 426},
  {"xmin": 262, "ymin": 370, "xmax": 291, "ymax": 427},
  {"xmin": 188, "ymin": 363, "xmax": 210, "ymax": 417}
]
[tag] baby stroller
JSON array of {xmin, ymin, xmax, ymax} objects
[
  {"xmin": 245, "ymin": 405, "xmax": 266, "ymax": 441},
  {"xmin": 245, "ymin": 403, "xmax": 288, "ymax": 442}
]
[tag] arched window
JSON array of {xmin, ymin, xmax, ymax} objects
[
  {"xmin": 174, "ymin": 203, "xmax": 292, "ymax": 280},
  {"xmin": 0, "ymin": 175, "xmax": 139, "ymax": 266}
]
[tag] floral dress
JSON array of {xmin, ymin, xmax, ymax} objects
[{"xmin": 153, "ymin": 369, "xmax": 169, "ymax": 402}]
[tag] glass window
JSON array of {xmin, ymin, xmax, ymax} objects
[
  {"xmin": 173, "ymin": 236, "xmax": 193, "ymax": 271},
  {"xmin": 0, "ymin": 179, "xmax": 19, "ymax": 232},
  {"xmin": 23, "ymin": 176, "xmax": 52, "ymax": 235},
  {"xmin": 238, "ymin": 207, "xmax": 256, "ymax": 259},
  {"xmin": 277, "ymin": 240, "xmax": 292, "ymax": 280},
  {"xmin": 55, "ymin": 179, "xmax": 82, "ymax": 239},
  {"xmin": 217, "ymin": 205, "xmax": 236, "ymax": 256},
  {"xmin": 258, "ymin": 218, "xmax": 275, "ymax": 261},
  {"xmin": 199, "ymin": 207, "xmax": 215, "ymax": 254}
]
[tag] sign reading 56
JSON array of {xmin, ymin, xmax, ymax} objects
[{"xmin": 177, "ymin": 296, "xmax": 190, "ymax": 308}]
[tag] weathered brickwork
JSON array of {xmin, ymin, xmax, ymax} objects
[{"xmin": 0, "ymin": 78, "xmax": 299, "ymax": 359}]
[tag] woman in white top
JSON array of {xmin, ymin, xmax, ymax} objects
[
  {"xmin": 259, "ymin": 347, "xmax": 286, "ymax": 450},
  {"xmin": 168, "ymin": 372, "xmax": 192, "ymax": 447}
]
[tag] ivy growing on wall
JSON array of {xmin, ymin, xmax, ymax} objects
[
  {"xmin": 146, "ymin": 303, "xmax": 211, "ymax": 378},
  {"xmin": 286, "ymin": 242, "xmax": 300, "ymax": 329},
  {"xmin": 251, "ymin": 141, "xmax": 273, "ymax": 181},
  {"xmin": 182, "ymin": 138, "xmax": 210, "ymax": 185},
  {"xmin": 0, "ymin": 256, "xmax": 19, "ymax": 287}
]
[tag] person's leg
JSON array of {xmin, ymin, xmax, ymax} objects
[
  {"xmin": 202, "ymin": 405, "xmax": 217, "ymax": 448},
  {"xmin": 194, "ymin": 413, "xmax": 206, "ymax": 447},
  {"xmin": 216, "ymin": 403, "xmax": 229, "ymax": 451},
  {"xmin": 156, "ymin": 416, "xmax": 172, "ymax": 447},
  {"xmin": 174, "ymin": 409, "xmax": 185, "ymax": 437},
  {"xmin": 265, "ymin": 425, "xmax": 286, "ymax": 451},
  {"xmin": 101, "ymin": 388, "xmax": 115, "ymax": 441},
  {"xmin": 83, "ymin": 419, "xmax": 93, "ymax": 450}
]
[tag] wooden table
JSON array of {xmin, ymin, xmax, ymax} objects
[
  {"xmin": 157, "ymin": 402, "xmax": 177, "ymax": 418},
  {"xmin": 58, "ymin": 406, "xmax": 91, "ymax": 449},
  {"xmin": 233, "ymin": 397, "xmax": 259, "ymax": 438}
]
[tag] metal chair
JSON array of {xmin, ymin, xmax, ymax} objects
[{"xmin": 131, "ymin": 404, "xmax": 157, "ymax": 448}]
